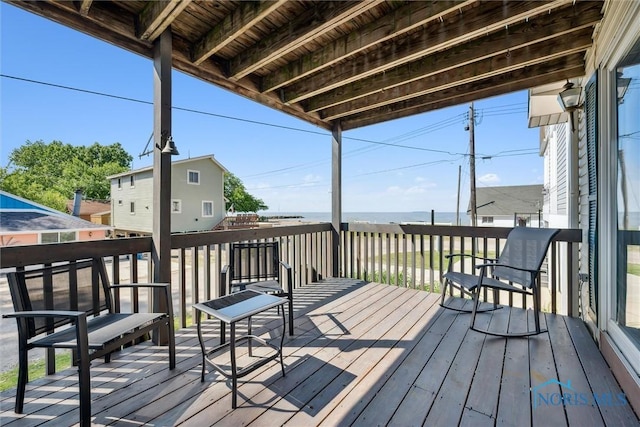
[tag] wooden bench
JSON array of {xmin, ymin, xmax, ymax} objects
[{"xmin": 3, "ymin": 258, "xmax": 176, "ymax": 427}]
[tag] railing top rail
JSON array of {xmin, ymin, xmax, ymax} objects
[{"xmin": 340, "ymin": 223, "xmax": 582, "ymax": 242}]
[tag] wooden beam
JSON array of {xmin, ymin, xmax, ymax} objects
[
  {"xmin": 78, "ymin": 0, "xmax": 93, "ymax": 16},
  {"xmin": 138, "ymin": 0, "xmax": 192, "ymax": 42},
  {"xmin": 306, "ymin": 3, "xmax": 602, "ymax": 112},
  {"xmin": 228, "ymin": 0, "xmax": 383, "ymax": 81},
  {"xmin": 320, "ymin": 29, "xmax": 594, "ymax": 121},
  {"xmin": 331, "ymin": 122, "xmax": 342, "ymax": 278},
  {"xmin": 340, "ymin": 54, "xmax": 585, "ymax": 130},
  {"xmin": 261, "ymin": 0, "xmax": 473, "ymax": 93},
  {"xmin": 7, "ymin": 1, "xmax": 152, "ymax": 53},
  {"xmin": 282, "ymin": 0, "xmax": 571, "ymax": 104},
  {"xmin": 191, "ymin": 0, "xmax": 287, "ymax": 66}
]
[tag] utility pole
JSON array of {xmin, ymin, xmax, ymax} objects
[{"xmin": 469, "ymin": 102, "xmax": 477, "ymax": 227}]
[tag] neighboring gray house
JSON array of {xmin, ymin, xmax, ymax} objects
[
  {"xmin": 471, "ymin": 184, "xmax": 544, "ymax": 227},
  {"xmin": 108, "ymin": 155, "xmax": 228, "ymax": 235}
]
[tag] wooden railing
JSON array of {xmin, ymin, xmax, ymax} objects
[
  {"xmin": 1, "ymin": 222, "xmax": 582, "ymax": 375},
  {"xmin": 340, "ymin": 223, "xmax": 582, "ymax": 316},
  {"xmin": 0, "ymin": 223, "xmax": 333, "ymax": 329}
]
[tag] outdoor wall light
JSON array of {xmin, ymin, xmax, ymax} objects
[{"xmin": 557, "ymin": 81, "xmax": 582, "ymax": 112}]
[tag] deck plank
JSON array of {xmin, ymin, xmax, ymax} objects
[
  {"xmin": 1, "ymin": 279, "xmax": 637, "ymax": 427},
  {"xmin": 545, "ymin": 313, "xmax": 605, "ymax": 426},
  {"xmin": 563, "ymin": 316, "xmax": 639, "ymax": 426},
  {"xmin": 528, "ymin": 310, "xmax": 567, "ymax": 427},
  {"xmin": 495, "ymin": 307, "xmax": 532, "ymax": 426},
  {"xmin": 320, "ymin": 295, "xmax": 458, "ymax": 426},
  {"xmin": 169, "ymin": 282, "xmax": 410, "ymax": 425},
  {"xmin": 386, "ymin": 300, "xmax": 474, "ymax": 426},
  {"xmin": 213, "ymin": 286, "xmax": 424, "ymax": 426},
  {"xmin": 461, "ymin": 304, "xmax": 510, "ymax": 423}
]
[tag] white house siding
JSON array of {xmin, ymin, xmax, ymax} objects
[
  {"xmin": 577, "ymin": 0, "xmax": 640, "ymax": 408},
  {"xmin": 542, "ymin": 123, "xmax": 570, "ymax": 229},
  {"xmin": 170, "ymin": 158, "xmax": 225, "ymax": 232},
  {"xmin": 110, "ymin": 155, "xmax": 227, "ymax": 234},
  {"xmin": 111, "ymin": 169, "xmax": 154, "ymax": 234}
]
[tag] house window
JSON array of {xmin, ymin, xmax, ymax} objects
[
  {"xmin": 615, "ymin": 47, "xmax": 640, "ymax": 351},
  {"xmin": 481, "ymin": 216, "xmax": 493, "ymax": 224},
  {"xmin": 130, "ymin": 175, "xmax": 135, "ymax": 188},
  {"xmin": 41, "ymin": 231, "xmax": 76, "ymax": 244},
  {"xmin": 188, "ymin": 170, "xmax": 200, "ymax": 185},
  {"xmin": 118, "ymin": 199, "xmax": 123, "ymax": 206},
  {"xmin": 117, "ymin": 178, "xmax": 122, "ymax": 189},
  {"xmin": 202, "ymin": 201, "xmax": 213, "ymax": 217},
  {"xmin": 171, "ymin": 199, "xmax": 182, "ymax": 213},
  {"xmin": 130, "ymin": 201, "xmax": 135, "ymax": 214}
]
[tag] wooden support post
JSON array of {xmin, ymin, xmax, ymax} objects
[
  {"xmin": 331, "ymin": 122, "xmax": 342, "ymax": 277},
  {"xmin": 152, "ymin": 27, "xmax": 173, "ymax": 344}
]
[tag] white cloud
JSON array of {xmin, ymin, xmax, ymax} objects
[{"xmin": 478, "ymin": 173, "xmax": 500, "ymax": 184}]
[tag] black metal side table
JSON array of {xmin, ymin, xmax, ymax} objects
[{"xmin": 193, "ymin": 290, "xmax": 287, "ymax": 408}]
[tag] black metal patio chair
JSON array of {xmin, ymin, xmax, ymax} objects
[
  {"xmin": 441, "ymin": 227, "xmax": 560, "ymax": 337},
  {"xmin": 221, "ymin": 241, "xmax": 294, "ymax": 336}
]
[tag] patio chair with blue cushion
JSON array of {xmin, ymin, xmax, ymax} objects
[{"xmin": 441, "ymin": 227, "xmax": 560, "ymax": 337}]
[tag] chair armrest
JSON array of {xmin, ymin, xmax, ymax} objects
[
  {"xmin": 279, "ymin": 260, "xmax": 293, "ymax": 293},
  {"xmin": 3, "ymin": 310, "xmax": 85, "ymax": 319},
  {"xmin": 279, "ymin": 260, "xmax": 292, "ymax": 271},
  {"xmin": 445, "ymin": 253, "xmax": 497, "ymax": 262},
  {"xmin": 110, "ymin": 283, "xmax": 170, "ymax": 289},
  {"xmin": 221, "ymin": 264, "xmax": 230, "ymax": 296},
  {"xmin": 475, "ymin": 263, "xmax": 540, "ymax": 274}
]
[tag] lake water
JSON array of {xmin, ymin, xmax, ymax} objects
[{"xmin": 261, "ymin": 211, "xmax": 466, "ymax": 225}]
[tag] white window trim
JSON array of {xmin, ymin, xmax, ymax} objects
[
  {"xmin": 187, "ymin": 169, "xmax": 201, "ymax": 185},
  {"xmin": 171, "ymin": 199, "xmax": 182, "ymax": 214},
  {"xmin": 117, "ymin": 178, "xmax": 122, "ymax": 190},
  {"xmin": 130, "ymin": 201, "xmax": 136, "ymax": 215},
  {"xmin": 202, "ymin": 200, "xmax": 214, "ymax": 217},
  {"xmin": 130, "ymin": 175, "xmax": 135, "ymax": 188}
]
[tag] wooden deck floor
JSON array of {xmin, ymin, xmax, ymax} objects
[{"xmin": 1, "ymin": 279, "xmax": 638, "ymax": 426}]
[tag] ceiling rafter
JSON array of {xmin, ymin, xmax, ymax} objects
[
  {"xmin": 6, "ymin": 0, "xmax": 605, "ymax": 131},
  {"xmin": 281, "ymin": 0, "xmax": 572, "ymax": 105},
  {"xmin": 191, "ymin": 0, "xmax": 288, "ymax": 66},
  {"xmin": 306, "ymin": 3, "xmax": 602, "ymax": 113},
  {"xmin": 260, "ymin": 0, "xmax": 475, "ymax": 93},
  {"xmin": 78, "ymin": 0, "xmax": 92, "ymax": 16},
  {"xmin": 138, "ymin": 0, "xmax": 192, "ymax": 42},
  {"xmin": 320, "ymin": 30, "xmax": 593, "ymax": 121},
  {"xmin": 228, "ymin": 0, "xmax": 384, "ymax": 81},
  {"xmin": 341, "ymin": 53, "xmax": 585, "ymax": 130}
]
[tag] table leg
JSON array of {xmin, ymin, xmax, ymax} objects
[
  {"xmin": 230, "ymin": 321, "xmax": 237, "ymax": 408},
  {"xmin": 279, "ymin": 303, "xmax": 286, "ymax": 377},
  {"xmin": 248, "ymin": 316, "xmax": 253, "ymax": 357},
  {"xmin": 196, "ymin": 310, "xmax": 206, "ymax": 382}
]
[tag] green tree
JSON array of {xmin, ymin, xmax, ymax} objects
[
  {"xmin": 224, "ymin": 173, "xmax": 268, "ymax": 212},
  {"xmin": 0, "ymin": 140, "xmax": 132, "ymax": 210}
]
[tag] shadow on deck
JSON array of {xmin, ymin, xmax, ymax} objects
[{"xmin": 1, "ymin": 278, "xmax": 638, "ymax": 426}]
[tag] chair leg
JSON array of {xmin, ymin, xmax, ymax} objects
[
  {"xmin": 248, "ymin": 316, "xmax": 253, "ymax": 357},
  {"xmin": 470, "ymin": 286, "xmax": 481, "ymax": 331},
  {"xmin": 288, "ymin": 296, "xmax": 294, "ymax": 336},
  {"xmin": 15, "ymin": 346, "xmax": 28, "ymax": 413},
  {"xmin": 167, "ymin": 319, "xmax": 176, "ymax": 370}
]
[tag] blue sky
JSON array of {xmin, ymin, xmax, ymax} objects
[{"xmin": 1, "ymin": 3, "xmax": 543, "ymax": 213}]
